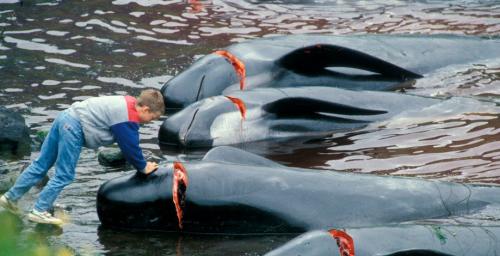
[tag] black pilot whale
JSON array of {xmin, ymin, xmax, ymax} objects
[
  {"xmin": 159, "ymin": 86, "xmax": 440, "ymax": 148},
  {"xmin": 97, "ymin": 146, "xmax": 500, "ymax": 233},
  {"xmin": 265, "ymin": 225, "xmax": 500, "ymax": 256},
  {"xmin": 161, "ymin": 34, "xmax": 500, "ymax": 109}
]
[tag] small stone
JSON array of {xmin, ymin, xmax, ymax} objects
[
  {"xmin": 0, "ymin": 160, "xmax": 25, "ymax": 193},
  {"xmin": 98, "ymin": 148, "xmax": 126, "ymax": 167}
]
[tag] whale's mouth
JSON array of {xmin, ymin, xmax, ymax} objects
[
  {"xmin": 329, "ymin": 229, "xmax": 355, "ymax": 256},
  {"xmin": 172, "ymin": 162, "xmax": 189, "ymax": 229}
]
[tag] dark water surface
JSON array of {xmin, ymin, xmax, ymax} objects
[{"xmin": 0, "ymin": 0, "xmax": 499, "ymax": 255}]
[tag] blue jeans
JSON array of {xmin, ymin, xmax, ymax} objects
[{"xmin": 6, "ymin": 110, "xmax": 84, "ymax": 212}]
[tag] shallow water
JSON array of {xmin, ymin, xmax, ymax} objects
[{"xmin": 0, "ymin": 0, "xmax": 499, "ymax": 255}]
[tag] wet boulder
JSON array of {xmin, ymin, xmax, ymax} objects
[
  {"xmin": 98, "ymin": 148, "xmax": 126, "ymax": 167},
  {"xmin": 0, "ymin": 106, "xmax": 30, "ymax": 158}
]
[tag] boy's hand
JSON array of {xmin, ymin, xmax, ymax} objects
[{"xmin": 144, "ymin": 161, "xmax": 159, "ymax": 175}]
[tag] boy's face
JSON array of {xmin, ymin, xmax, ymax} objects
[{"xmin": 137, "ymin": 106, "xmax": 162, "ymax": 123}]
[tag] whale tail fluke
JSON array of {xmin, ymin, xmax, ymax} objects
[
  {"xmin": 202, "ymin": 146, "xmax": 284, "ymax": 167},
  {"xmin": 278, "ymin": 44, "xmax": 423, "ymax": 80}
]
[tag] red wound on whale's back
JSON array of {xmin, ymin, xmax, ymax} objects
[
  {"xmin": 214, "ymin": 50, "xmax": 246, "ymax": 90},
  {"xmin": 173, "ymin": 161, "xmax": 189, "ymax": 229},
  {"xmin": 329, "ymin": 229, "xmax": 355, "ymax": 256},
  {"xmin": 225, "ymin": 96, "xmax": 247, "ymax": 120}
]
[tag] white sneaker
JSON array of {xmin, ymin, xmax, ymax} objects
[
  {"xmin": 0, "ymin": 194, "xmax": 20, "ymax": 215},
  {"xmin": 28, "ymin": 209, "xmax": 63, "ymax": 226}
]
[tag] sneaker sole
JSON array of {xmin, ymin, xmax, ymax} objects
[{"xmin": 27, "ymin": 213, "xmax": 63, "ymax": 226}]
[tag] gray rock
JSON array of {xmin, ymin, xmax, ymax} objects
[
  {"xmin": 98, "ymin": 148, "xmax": 126, "ymax": 167},
  {"xmin": 0, "ymin": 106, "xmax": 30, "ymax": 159}
]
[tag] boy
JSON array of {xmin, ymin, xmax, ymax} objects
[{"xmin": 0, "ymin": 89, "xmax": 164, "ymax": 225}]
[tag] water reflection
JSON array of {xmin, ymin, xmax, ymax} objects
[
  {"xmin": 325, "ymin": 113, "xmax": 500, "ymax": 178},
  {"xmin": 97, "ymin": 227, "xmax": 294, "ymax": 256},
  {"xmin": 413, "ymin": 60, "xmax": 500, "ymax": 100},
  {"xmin": 245, "ymin": 103, "xmax": 500, "ymax": 183}
]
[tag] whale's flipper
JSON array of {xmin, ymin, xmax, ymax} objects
[
  {"xmin": 263, "ymin": 97, "xmax": 387, "ymax": 118},
  {"xmin": 278, "ymin": 44, "xmax": 423, "ymax": 80},
  {"xmin": 202, "ymin": 146, "xmax": 283, "ymax": 167}
]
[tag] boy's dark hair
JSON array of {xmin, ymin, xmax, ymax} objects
[{"xmin": 137, "ymin": 89, "xmax": 165, "ymax": 114}]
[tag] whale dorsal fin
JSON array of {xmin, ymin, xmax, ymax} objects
[
  {"xmin": 202, "ymin": 146, "xmax": 284, "ymax": 167},
  {"xmin": 278, "ymin": 44, "xmax": 422, "ymax": 80},
  {"xmin": 384, "ymin": 249, "xmax": 453, "ymax": 256},
  {"xmin": 263, "ymin": 97, "xmax": 387, "ymax": 117}
]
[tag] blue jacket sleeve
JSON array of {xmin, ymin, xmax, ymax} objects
[{"xmin": 110, "ymin": 122, "xmax": 147, "ymax": 172}]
